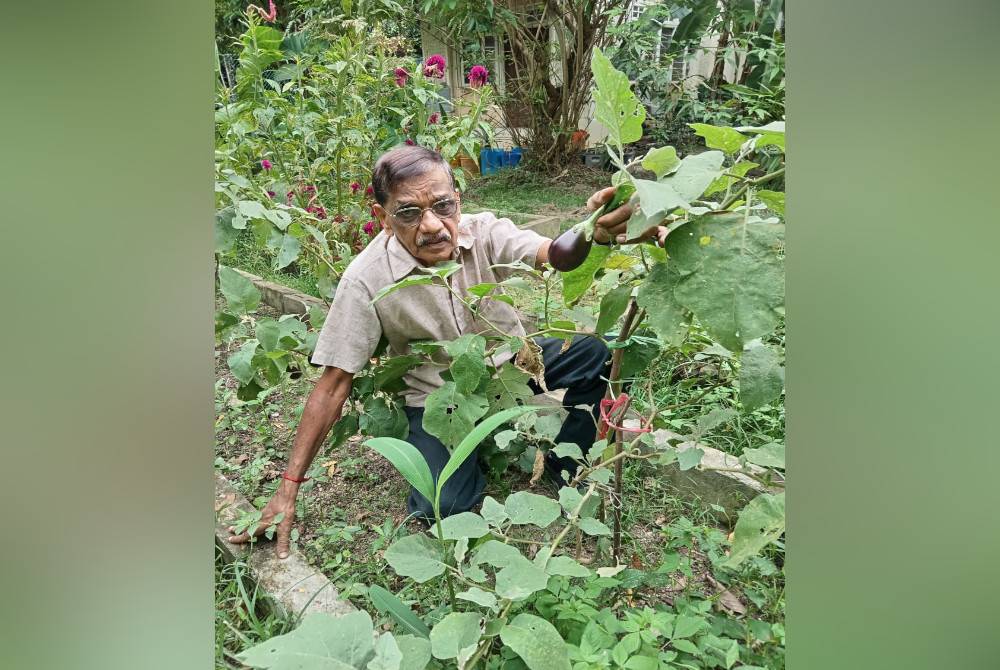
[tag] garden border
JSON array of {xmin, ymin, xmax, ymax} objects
[
  {"xmin": 215, "ymin": 472, "xmax": 355, "ymax": 619},
  {"xmin": 234, "ymin": 268, "xmax": 327, "ymax": 315}
]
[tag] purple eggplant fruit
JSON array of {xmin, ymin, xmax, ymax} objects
[{"xmin": 548, "ymin": 181, "xmax": 637, "ymax": 272}]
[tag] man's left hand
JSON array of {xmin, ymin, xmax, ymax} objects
[{"xmin": 588, "ymin": 186, "xmax": 667, "ymax": 246}]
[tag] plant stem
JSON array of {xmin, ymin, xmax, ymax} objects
[
  {"xmin": 607, "ymin": 299, "xmax": 641, "ymax": 561},
  {"xmin": 719, "ymin": 167, "xmax": 784, "ymax": 210},
  {"xmin": 433, "ymin": 502, "xmax": 457, "ymax": 609}
]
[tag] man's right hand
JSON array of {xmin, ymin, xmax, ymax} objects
[{"xmin": 227, "ymin": 480, "xmax": 299, "ymax": 559}]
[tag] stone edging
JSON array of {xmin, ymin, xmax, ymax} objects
[
  {"xmin": 215, "ymin": 473, "xmax": 354, "ymax": 619},
  {"xmin": 234, "ymin": 269, "xmax": 327, "ymax": 316}
]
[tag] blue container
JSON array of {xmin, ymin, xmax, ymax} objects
[
  {"xmin": 508, "ymin": 147, "xmax": 523, "ymax": 168},
  {"xmin": 479, "ymin": 148, "xmax": 503, "ymax": 176}
]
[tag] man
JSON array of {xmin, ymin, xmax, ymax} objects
[{"xmin": 229, "ymin": 145, "xmax": 663, "ymax": 558}]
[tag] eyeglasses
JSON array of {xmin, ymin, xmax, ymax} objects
[{"xmin": 390, "ymin": 198, "xmax": 458, "ymax": 227}]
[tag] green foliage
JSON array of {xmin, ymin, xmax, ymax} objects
[
  {"xmin": 368, "ymin": 585, "xmax": 431, "ymax": 639},
  {"xmin": 500, "ymin": 613, "xmax": 572, "ymax": 670},
  {"xmin": 723, "ymin": 492, "xmax": 785, "ymax": 569}
]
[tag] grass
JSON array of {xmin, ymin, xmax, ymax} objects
[
  {"xmin": 230, "ymin": 232, "xmax": 325, "ymax": 299},
  {"xmin": 215, "ymin": 547, "xmax": 294, "ymax": 669},
  {"xmin": 462, "ymin": 165, "xmax": 608, "ymax": 216}
]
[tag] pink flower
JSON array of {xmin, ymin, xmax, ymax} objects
[
  {"xmin": 286, "ymin": 191, "xmax": 294, "ymax": 203},
  {"xmin": 266, "ymin": 191, "xmax": 276, "ymax": 199},
  {"xmin": 428, "ymin": 112, "xmax": 440, "ymax": 124},
  {"xmin": 467, "ymin": 65, "xmax": 489, "ymax": 88},
  {"xmin": 250, "ymin": 0, "xmax": 277, "ymax": 22},
  {"xmin": 363, "ymin": 220, "xmax": 376, "ymax": 236},
  {"xmin": 306, "ymin": 205, "xmax": 327, "ymax": 220},
  {"xmin": 394, "ymin": 67, "xmax": 409, "ymax": 87},
  {"xmin": 333, "ymin": 214, "xmax": 344, "ymax": 223},
  {"xmin": 303, "ymin": 185, "xmax": 316, "ymax": 193},
  {"xmin": 365, "ymin": 185, "xmax": 374, "ymax": 197},
  {"xmin": 423, "ymin": 54, "xmax": 446, "ymax": 78},
  {"xmin": 350, "ymin": 181, "xmax": 361, "ymax": 193},
  {"xmin": 260, "ymin": 158, "xmax": 273, "ymax": 170},
  {"xmin": 405, "ymin": 138, "xmax": 415, "ymax": 146}
]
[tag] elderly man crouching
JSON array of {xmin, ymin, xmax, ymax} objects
[{"xmin": 229, "ymin": 144, "xmax": 664, "ymax": 558}]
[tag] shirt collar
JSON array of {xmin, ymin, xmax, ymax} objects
[{"xmin": 385, "ymin": 214, "xmax": 476, "ymax": 281}]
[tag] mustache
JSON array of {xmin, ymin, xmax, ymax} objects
[{"xmin": 417, "ymin": 231, "xmax": 452, "ymax": 247}]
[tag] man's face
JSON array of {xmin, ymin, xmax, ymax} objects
[{"xmin": 373, "ymin": 167, "xmax": 461, "ymax": 266}]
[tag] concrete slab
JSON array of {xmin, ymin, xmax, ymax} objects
[
  {"xmin": 215, "ymin": 473, "xmax": 354, "ymax": 618},
  {"xmin": 234, "ymin": 269, "xmax": 327, "ymax": 316}
]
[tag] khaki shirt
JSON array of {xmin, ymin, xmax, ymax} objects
[{"xmin": 311, "ymin": 211, "xmax": 547, "ymax": 407}]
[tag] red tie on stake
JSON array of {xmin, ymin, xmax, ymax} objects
[{"xmin": 598, "ymin": 393, "xmax": 651, "ymax": 440}]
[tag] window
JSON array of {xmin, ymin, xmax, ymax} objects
[
  {"xmin": 460, "ymin": 35, "xmax": 503, "ymax": 92},
  {"xmin": 657, "ymin": 23, "xmax": 687, "ymax": 82}
]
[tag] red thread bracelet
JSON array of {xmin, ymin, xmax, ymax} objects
[
  {"xmin": 598, "ymin": 392, "xmax": 651, "ymax": 440},
  {"xmin": 281, "ymin": 472, "xmax": 310, "ymax": 483}
]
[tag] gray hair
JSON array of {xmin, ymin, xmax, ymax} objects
[{"xmin": 371, "ymin": 144, "xmax": 457, "ymax": 206}]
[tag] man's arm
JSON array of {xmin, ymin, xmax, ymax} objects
[{"xmin": 227, "ymin": 366, "xmax": 354, "ymax": 559}]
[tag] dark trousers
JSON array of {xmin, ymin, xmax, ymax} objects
[{"xmin": 405, "ymin": 335, "xmax": 611, "ymax": 519}]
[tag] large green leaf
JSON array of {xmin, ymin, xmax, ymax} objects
[
  {"xmin": 428, "ymin": 511, "xmax": 490, "ymax": 540},
  {"xmin": 470, "ymin": 539, "xmax": 523, "ymax": 570},
  {"xmin": 664, "ymin": 151, "xmax": 726, "ymax": 202},
  {"xmin": 635, "ymin": 262, "xmax": 687, "ymax": 346},
  {"xmin": 740, "ymin": 341, "xmax": 784, "ymax": 411},
  {"xmin": 364, "ymin": 438, "xmax": 435, "ymax": 505},
  {"xmin": 435, "ymin": 405, "xmax": 539, "ymax": 502},
  {"xmin": 228, "ymin": 340, "xmax": 259, "ymax": 385},
  {"xmin": 219, "ymin": 265, "xmax": 261, "ymax": 314},
  {"xmin": 495, "ymin": 555, "xmax": 550, "ymax": 601},
  {"xmin": 641, "ymin": 146, "xmax": 680, "ymax": 178},
  {"xmin": 429, "ymin": 612, "xmax": 482, "ymax": 660},
  {"xmin": 743, "ymin": 442, "xmax": 785, "ymax": 469},
  {"xmin": 689, "ymin": 124, "xmax": 748, "ymax": 155},
  {"xmin": 374, "ymin": 355, "xmax": 424, "ymax": 393},
  {"xmin": 670, "ymin": 0, "xmax": 718, "ymax": 46},
  {"xmin": 756, "ymin": 190, "xmax": 785, "ymax": 216},
  {"xmin": 395, "ymin": 635, "xmax": 432, "ymax": 670},
  {"xmin": 445, "ymin": 334, "xmax": 488, "ymax": 394},
  {"xmin": 483, "ymin": 366, "xmax": 534, "ymax": 413},
  {"xmin": 561, "ymin": 244, "xmax": 611, "ymax": 305},
  {"xmin": 591, "ymin": 47, "xmax": 645, "ymax": 149},
  {"xmin": 722, "ymin": 492, "xmax": 785, "ymax": 569},
  {"xmin": 275, "ymin": 233, "xmax": 301, "ymax": 270},
  {"xmin": 237, "ymin": 610, "xmax": 374, "ymax": 669},
  {"xmin": 215, "ymin": 207, "xmax": 240, "ymax": 254},
  {"xmin": 499, "ymin": 613, "xmax": 572, "ymax": 670},
  {"xmin": 422, "ymin": 382, "xmax": 489, "ymax": 449},
  {"xmin": 457, "ymin": 587, "xmax": 498, "ymax": 610},
  {"xmin": 368, "ymin": 585, "xmax": 431, "ymax": 639},
  {"xmin": 360, "ymin": 395, "xmax": 408, "ymax": 439},
  {"xmin": 505, "ymin": 491, "xmax": 561, "ymax": 527},
  {"xmin": 384, "ymin": 533, "xmax": 447, "ymax": 583},
  {"xmin": 667, "ymin": 213, "xmax": 784, "ymax": 350},
  {"xmin": 628, "ymin": 179, "xmax": 689, "ymax": 240},
  {"xmin": 578, "ymin": 517, "xmax": 612, "ymax": 536},
  {"xmin": 595, "ymin": 285, "xmax": 632, "ymax": 335},
  {"xmin": 368, "ymin": 633, "xmax": 402, "ymax": 670}
]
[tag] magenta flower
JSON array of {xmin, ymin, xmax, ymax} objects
[
  {"xmin": 365, "ymin": 185, "xmax": 374, "ymax": 197},
  {"xmin": 394, "ymin": 67, "xmax": 409, "ymax": 87},
  {"xmin": 350, "ymin": 181, "xmax": 361, "ymax": 193},
  {"xmin": 405, "ymin": 138, "xmax": 415, "ymax": 146},
  {"xmin": 260, "ymin": 158, "xmax": 273, "ymax": 170},
  {"xmin": 428, "ymin": 112, "xmax": 440, "ymax": 124},
  {"xmin": 250, "ymin": 0, "xmax": 277, "ymax": 22},
  {"xmin": 306, "ymin": 204, "xmax": 327, "ymax": 219},
  {"xmin": 363, "ymin": 220, "xmax": 376, "ymax": 236},
  {"xmin": 286, "ymin": 191, "xmax": 294, "ymax": 203},
  {"xmin": 467, "ymin": 65, "xmax": 489, "ymax": 88},
  {"xmin": 266, "ymin": 191, "xmax": 276, "ymax": 199},
  {"xmin": 423, "ymin": 54, "xmax": 446, "ymax": 78},
  {"xmin": 303, "ymin": 185, "xmax": 316, "ymax": 193}
]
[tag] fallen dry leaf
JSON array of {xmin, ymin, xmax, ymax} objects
[
  {"xmin": 707, "ymin": 574, "xmax": 746, "ymax": 616},
  {"xmin": 321, "ymin": 459, "xmax": 338, "ymax": 477},
  {"xmin": 515, "ymin": 337, "xmax": 547, "ymax": 391},
  {"xmin": 232, "ymin": 454, "xmax": 249, "ymax": 466},
  {"xmin": 654, "ymin": 515, "xmax": 667, "ymax": 526},
  {"xmin": 529, "ymin": 448, "xmax": 546, "ymax": 485}
]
